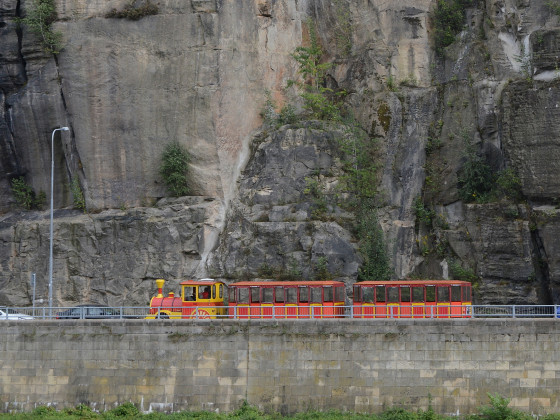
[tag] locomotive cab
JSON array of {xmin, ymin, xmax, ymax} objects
[{"xmin": 147, "ymin": 278, "xmax": 226, "ymax": 319}]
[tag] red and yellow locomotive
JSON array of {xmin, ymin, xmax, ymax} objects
[{"xmin": 147, "ymin": 278, "xmax": 226, "ymax": 319}]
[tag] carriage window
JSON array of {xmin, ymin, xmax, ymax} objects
[
  {"xmin": 363, "ymin": 287, "xmax": 375, "ymax": 303},
  {"xmin": 275, "ymin": 287, "xmax": 284, "ymax": 303},
  {"xmin": 400, "ymin": 286, "xmax": 411, "ymax": 302},
  {"xmin": 353, "ymin": 286, "xmax": 361, "ymax": 302},
  {"xmin": 412, "ymin": 287, "xmax": 424, "ymax": 302},
  {"xmin": 218, "ymin": 284, "xmax": 222, "ymax": 299},
  {"xmin": 426, "ymin": 286, "xmax": 436, "ymax": 302},
  {"xmin": 437, "ymin": 286, "xmax": 450, "ymax": 302},
  {"xmin": 462, "ymin": 285, "xmax": 472, "ymax": 301},
  {"xmin": 324, "ymin": 287, "xmax": 333, "ymax": 302},
  {"xmin": 238, "ymin": 288, "xmax": 250, "ymax": 304},
  {"xmin": 387, "ymin": 287, "xmax": 399, "ymax": 303},
  {"xmin": 335, "ymin": 286, "xmax": 345, "ymax": 302},
  {"xmin": 286, "ymin": 288, "xmax": 297, "ymax": 303},
  {"xmin": 251, "ymin": 287, "xmax": 260, "ymax": 303},
  {"xmin": 228, "ymin": 288, "xmax": 236, "ymax": 303},
  {"xmin": 451, "ymin": 285, "xmax": 461, "ymax": 301},
  {"xmin": 311, "ymin": 287, "xmax": 322, "ymax": 303},
  {"xmin": 299, "ymin": 287, "xmax": 309, "ymax": 303},
  {"xmin": 184, "ymin": 286, "xmax": 196, "ymax": 301},
  {"xmin": 262, "ymin": 288, "xmax": 273, "ymax": 303},
  {"xmin": 375, "ymin": 286, "xmax": 386, "ymax": 302}
]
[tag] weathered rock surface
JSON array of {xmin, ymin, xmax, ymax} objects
[
  {"xmin": 1, "ymin": 0, "xmax": 560, "ymax": 306},
  {"xmin": 208, "ymin": 124, "xmax": 360, "ymax": 288},
  {"xmin": 0, "ymin": 197, "xmax": 222, "ymax": 306}
]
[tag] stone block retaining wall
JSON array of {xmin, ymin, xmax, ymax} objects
[{"xmin": 1, "ymin": 319, "xmax": 558, "ymax": 415}]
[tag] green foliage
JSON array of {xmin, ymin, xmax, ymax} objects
[
  {"xmin": 105, "ymin": 402, "xmax": 139, "ymax": 418},
  {"xmin": 494, "ymin": 168, "xmax": 522, "ymax": 201},
  {"xmin": 261, "ymin": 90, "xmax": 278, "ymax": 125},
  {"xmin": 546, "ymin": 1, "xmax": 560, "ymax": 16},
  {"xmin": 16, "ymin": 0, "xmax": 62, "ymax": 54},
  {"xmin": 356, "ymin": 201, "xmax": 392, "ymax": 281},
  {"xmin": 457, "ymin": 149, "xmax": 493, "ymax": 203},
  {"xmin": 386, "ymin": 75, "xmax": 397, "ymax": 92},
  {"xmin": 449, "ymin": 259, "xmax": 478, "ymax": 283},
  {"xmin": 313, "ymin": 256, "xmax": 332, "ymax": 280},
  {"xmin": 10, "ymin": 177, "xmax": 45, "ymax": 210},
  {"xmin": 433, "ymin": 0, "xmax": 472, "ymax": 56},
  {"xmin": 282, "ymin": 257, "xmax": 303, "ymax": 281},
  {"xmin": 31, "ymin": 406, "xmax": 57, "ymax": 416},
  {"xmin": 304, "ymin": 176, "xmax": 329, "ymax": 220},
  {"xmin": 457, "ymin": 143, "xmax": 523, "ymax": 203},
  {"xmin": 337, "ymin": 124, "xmax": 379, "ymax": 201},
  {"xmin": 291, "ymin": 21, "xmax": 331, "ymax": 91},
  {"xmin": 160, "ymin": 142, "xmax": 191, "ymax": 197},
  {"xmin": 105, "ymin": 2, "xmax": 159, "ymax": 20},
  {"xmin": 0, "ymin": 398, "xmax": 543, "ymax": 419},
  {"xmin": 300, "ymin": 90, "xmax": 344, "ymax": 121},
  {"xmin": 278, "ymin": 104, "xmax": 298, "ymax": 125},
  {"xmin": 414, "ymin": 197, "xmax": 436, "ymax": 227},
  {"xmin": 469, "ymin": 394, "xmax": 533, "ymax": 420},
  {"xmin": 258, "ymin": 262, "xmax": 276, "ymax": 278},
  {"xmin": 289, "ymin": 19, "xmax": 344, "ymax": 121},
  {"xmin": 63, "ymin": 404, "xmax": 96, "ymax": 418},
  {"xmin": 230, "ymin": 400, "xmax": 265, "ymax": 419},
  {"xmin": 332, "ymin": 0, "xmax": 353, "ymax": 56},
  {"xmin": 261, "ymin": 91, "xmax": 298, "ymax": 128},
  {"xmin": 380, "ymin": 408, "xmax": 418, "ymax": 420},
  {"xmin": 70, "ymin": 177, "xmax": 86, "ymax": 212}
]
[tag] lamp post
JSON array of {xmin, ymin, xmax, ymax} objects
[{"xmin": 49, "ymin": 126, "xmax": 69, "ymax": 314}]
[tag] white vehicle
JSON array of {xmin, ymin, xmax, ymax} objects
[{"xmin": 0, "ymin": 307, "xmax": 33, "ymax": 320}]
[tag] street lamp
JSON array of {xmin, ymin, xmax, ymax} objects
[{"xmin": 49, "ymin": 126, "xmax": 70, "ymax": 314}]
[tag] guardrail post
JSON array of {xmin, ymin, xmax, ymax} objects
[{"xmin": 512, "ymin": 306, "xmax": 516, "ymax": 319}]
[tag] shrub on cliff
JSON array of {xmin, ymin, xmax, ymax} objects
[
  {"xmin": 433, "ymin": 0, "xmax": 473, "ymax": 56},
  {"xmin": 105, "ymin": 2, "xmax": 159, "ymax": 21},
  {"xmin": 10, "ymin": 176, "xmax": 46, "ymax": 210},
  {"xmin": 288, "ymin": 19, "xmax": 345, "ymax": 121},
  {"xmin": 159, "ymin": 142, "xmax": 191, "ymax": 197},
  {"xmin": 16, "ymin": 0, "xmax": 63, "ymax": 54}
]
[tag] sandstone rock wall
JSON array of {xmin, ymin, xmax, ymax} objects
[{"xmin": 1, "ymin": 0, "xmax": 560, "ymax": 306}]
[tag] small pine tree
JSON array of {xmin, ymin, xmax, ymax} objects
[{"xmin": 159, "ymin": 142, "xmax": 191, "ymax": 197}]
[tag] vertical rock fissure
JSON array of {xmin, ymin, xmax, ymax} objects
[
  {"xmin": 15, "ymin": 0, "xmax": 28, "ymax": 81},
  {"xmin": 0, "ymin": 98, "xmax": 21, "ymax": 179},
  {"xmin": 53, "ymin": 55, "xmax": 87, "ymax": 196},
  {"xmin": 0, "ymin": 0, "xmax": 27, "ymax": 181},
  {"xmin": 530, "ymin": 228, "xmax": 553, "ymax": 304}
]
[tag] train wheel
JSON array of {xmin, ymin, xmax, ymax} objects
[
  {"xmin": 196, "ymin": 309, "xmax": 210, "ymax": 319},
  {"xmin": 157, "ymin": 313, "xmax": 169, "ymax": 319}
]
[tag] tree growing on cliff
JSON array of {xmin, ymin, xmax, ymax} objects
[
  {"xmin": 160, "ymin": 142, "xmax": 191, "ymax": 197},
  {"xmin": 288, "ymin": 19, "xmax": 344, "ymax": 121},
  {"xmin": 433, "ymin": 0, "xmax": 473, "ymax": 56},
  {"xmin": 16, "ymin": 0, "xmax": 62, "ymax": 54}
]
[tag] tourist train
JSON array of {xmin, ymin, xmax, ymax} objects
[{"xmin": 147, "ymin": 278, "xmax": 473, "ymax": 319}]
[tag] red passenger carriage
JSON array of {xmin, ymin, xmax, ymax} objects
[
  {"xmin": 353, "ymin": 280, "xmax": 472, "ymax": 318},
  {"xmin": 227, "ymin": 281, "xmax": 346, "ymax": 319}
]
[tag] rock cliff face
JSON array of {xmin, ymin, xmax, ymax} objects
[{"xmin": 0, "ymin": 0, "xmax": 559, "ymax": 306}]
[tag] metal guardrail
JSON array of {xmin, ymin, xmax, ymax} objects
[{"xmin": 1, "ymin": 305, "xmax": 560, "ymax": 320}]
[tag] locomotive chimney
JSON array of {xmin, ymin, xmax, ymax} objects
[{"xmin": 156, "ymin": 278, "xmax": 165, "ymax": 298}]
